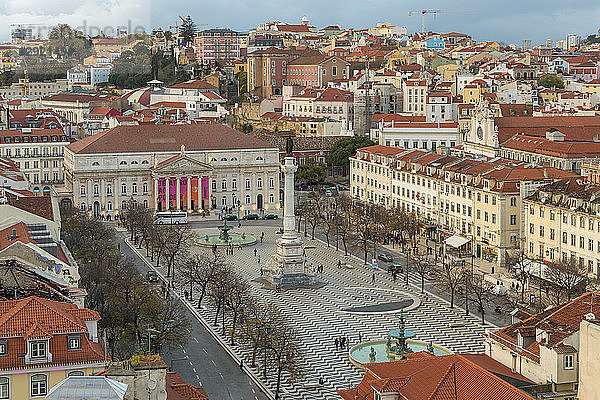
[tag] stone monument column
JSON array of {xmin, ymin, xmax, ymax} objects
[
  {"xmin": 265, "ymin": 155, "xmax": 316, "ymax": 287},
  {"xmin": 281, "ymin": 157, "xmax": 297, "ymax": 237}
]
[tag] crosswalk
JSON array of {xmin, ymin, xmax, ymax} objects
[{"xmin": 154, "ymin": 224, "xmax": 489, "ymax": 399}]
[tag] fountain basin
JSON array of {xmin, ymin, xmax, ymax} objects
[
  {"xmin": 195, "ymin": 234, "xmax": 256, "ymax": 247},
  {"xmin": 349, "ymin": 340, "xmax": 453, "ymax": 368}
]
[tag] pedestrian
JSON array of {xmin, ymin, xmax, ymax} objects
[
  {"xmin": 425, "ymin": 293, "xmax": 429, "ymax": 301},
  {"xmin": 372, "ymin": 272, "xmax": 376, "ymax": 284},
  {"xmin": 184, "ymin": 290, "xmax": 189, "ymax": 300},
  {"xmin": 260, "ymin": 267, "xmax": 263, "ymax": 276},
  {"xmin": 258, "ymin": 255, "xmax": 261, "ymax": 264},
  {"xmin": 319, "ymin": 376, "xmax": 324, "ymax": 385},
  {"xmin": 346, "ymin": 337, "xmax": 350, "ymax": 348},
  {"xmin": 338, "ymin": 260, "xmax": 341, "ymax": 268},
  {"xmin": 238, "ymin": 244, "xmax": 242, "ymax": 250},
  {"xmin": 254, "ymin": 248, "xmax": 257, "ymax": 257},
  {"xmin": 358, "ymin": 332, "xmax": 362, "ymax": 343},
  {"xmin": 238, "ymin": 221, "xmax": 241, "ymax": 228},
  {"xmin": 240, "ymin": 359, "xmax": 243, "ymax": 370},
  {"xmin": 393, "ymin": 273, "xmax": 397, "ymax": 282},
  {"xmin": 335, "ymin": 338, "xmax": 339, "ymax": 350}
]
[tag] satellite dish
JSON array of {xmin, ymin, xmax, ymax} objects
[
  {"xmin": 147, "ymin": 377, "xmax": 157, "ymax": 391},
  {"xmin": 158, "ymin": 389, "xmax": 168, "ymax": 400}
]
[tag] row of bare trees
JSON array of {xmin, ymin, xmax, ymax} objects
[
  {"xmin": 296, "ymin": 193, "xmax": 421, "ymax": 263},
  {"xmin": 60, "ymin": 206, "xmax": 191, "ymax": 360},
  {"xmin": 122, "ymin": 207, "xmax": 304, "ymax": 397}
]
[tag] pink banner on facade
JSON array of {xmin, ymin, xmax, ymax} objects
[
  {"xmin": 179, "ymin": 177, "xmax": 187, "ymax": 202},
  {"xmin": 201, "ymin": 177, "xmax": 209, "ymax": 200},
  {"xmin": 168, "ymin": 178, "xmax": 177, "ymax": 202},
  {"xmin": 158, "ymin": 178, "xmax": 166, "ymax": 202}
]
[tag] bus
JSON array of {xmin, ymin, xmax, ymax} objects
[{"xmin": 154, "ymin": 211, "xmax": 188, "ymax": 224}]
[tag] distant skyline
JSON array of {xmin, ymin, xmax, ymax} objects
[{"xmin": 1, "ymin": 0, "xmax": 599, "ymax": 44}]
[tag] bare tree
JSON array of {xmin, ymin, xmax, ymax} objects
[
  {"xmin": 264, "ymin": 319, "xmax": 305, "ymax": 398},
  {"xmin": 411, "ymin": 250, "xmax": 436, "ymax": 293},
  {"xmin": 208, "ymin": 263, "xmax": 236, "ymax": 330},
  {"xmin": 304, "ymin": 198, "xmax": 323, "ymax": 239},
  {"xmin": 239, "ymin": 302, "xmax": 280, "ymax": 368},
  {"xmin": 225, "ymin": 274, "xmax": 251, "ymax": 345},
  {"xmin": 505, "ymin": 250, "xmax": 529, "ymax": 304},
  {"xmin": 163, "ymin": 224, "xmax": 194, "ymax": 279},
  {"xmin": 350, "ymin": 201, "xmax": 377, "ymax": 264},
  {"xmin": 467, "ymin": 273, "xmax": 494, "ymax": 324},
  {"xmin": 545, "ymin": 258, "xmax": 587, "ymax": 305},
  {"xmin": 435, "ymin": 258, "xmax": 464, "ymax": 308}
]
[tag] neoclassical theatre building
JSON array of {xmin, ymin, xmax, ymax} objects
[{"xmin": 63, "ymin": 124, "xmax": 281, "ymax": 216}]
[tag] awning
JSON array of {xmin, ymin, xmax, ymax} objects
[{"xmin": 444, "ymin": 235, "xmax": 470, "ymax": 248}]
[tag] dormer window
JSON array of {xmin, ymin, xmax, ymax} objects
[
  {"xmin": 0, "ymin": 340, "xmax": 6, "ymax": 356},
  {"xmin": 68, "ymin": 334, "xmax": 81, "ymax": 350},
  {"xmin": 30, "ymin": 341, "xmax": 46, "ymax": 358}
]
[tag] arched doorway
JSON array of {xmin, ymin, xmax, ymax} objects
[
  {"xmin": 93, "ymin": 201, "xmax": 100, "ymax": 218},
  {"xmin": 42, "ymin": 186, "xmax": 51, "ymax": 196},
  {"xmin": 257, "ymin": 194, "xmax": 263, "ymax": 211}
]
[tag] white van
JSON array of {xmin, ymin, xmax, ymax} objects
[{"xmin": 154, "ymin": 211, "xmax": 188, "ymax": 224}]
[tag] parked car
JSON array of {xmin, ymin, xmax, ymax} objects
[
  {"xmin": 223, "ymin": 214, "xmax": 238, "ymax": 221},
  {"xmin": 146, "ymin": 270, "xmax": 159, "ymax": 283},
  {"xmin": 264, "ymin": 213, "xmax": 278, "ymax": 220},
  {"xmin": 379, "ymin": 254, "xmax": 394, "ymax": 262},
  {"xmin": 388, "ymin": 264, "xmax": 403, "ymax": 274},
  {"xmin": 325, "ymin": 190, "xmax": 333, "ymax": 197},
  {"xmin": 243, "ymin": 213, "xmax": 259, "ymax": 220}
]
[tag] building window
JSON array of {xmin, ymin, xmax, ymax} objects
[
  {"xmin": 0, "ymin": 340, "xmax": 6, "ymax": 356},
  {"xmin": 107, "ymin": 202, "xmax": 112, "ymax": 211},
  {"xmin": 564, "ymin": 354, "xmax": 574, "ymax": 369},
  {"xmin": 143, "ymin": 183, "xmax": 148, "ymax": 194},
  {"xmin": 121, "ymin": 183, "xmax": 127, "ymax": 195},
  {"xmin": 68, "ymin": 371, "xmax": 84, "ymax": 377},
  {"xmin": 245, "ymin": 179, "xmax": 251, "ymax": 190},
  {"xmin": 222, "ymin": 196, "xmax": 227, "ymax": 206},
  {"xmin": 132, "ymin": 183, "xmax": 138, "ymax": 195},
  {"xmin": 31, "ymin": 374, "xmax": 47, "ymax": 396},
  {"xmin": 269, "ymin": 193, "xmax": 274, "ymax": 203},
  {"xmin": 68, "ymin": 335, "xmax": 81, "ymax": 350},
  {"xmin": 257, "ymin": 177, "xmax": 263, "ymax": 189},
  {"xmin": 232, "ymin": 179, "xmax": 237, "ymax": 190},
  {"xmin": 80, "ymin": 185, "xmax": 86, "ymax": 196},
  {"xmin": 510, "ymin": 215, "xmax": 517, "ymax": 225},
  {"xmin": 212, "ymin": 180, "xmax": 217, "ymax": 191},
  {"xmin": 269, "ymin": 177, "xmax": 274, "ymax": 189},
  {"xmin": 0, "ymin": 377, "xmax": 8, "ymax": 399},
  {"xmin": 93, "ymin": 184, "xmax": 99, "ymax": 196},
  {"xmin": 107, "ymin": 184, "xmax": 112, "ymax": 195},
  {"xmin": 245, "ymin": 194, "xmax": 251, "ymax": 204},
  {"xmin": 30, "ymin": 341, "xmax": 46, "ymax": 358}
]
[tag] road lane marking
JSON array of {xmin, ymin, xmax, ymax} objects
[
  {"xmin": 212, "ymin": 360, "xmax": 216, "ymax": 367},
  {"xmin": 194, "ymin": 337, "xmax": 199, "ymax": 343},
  {"xmin": 203, "ymin": 348, "xmax": 208, "ymax": 354},
  {"xmin": 182, "ymin": 349, "xmax": 186, "ymax": 354}
]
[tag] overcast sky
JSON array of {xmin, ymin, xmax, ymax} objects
[{"xmin": 1, "ymin": 0, "xmax": 599, "ymax": 44}]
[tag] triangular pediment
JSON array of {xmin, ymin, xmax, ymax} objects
[{"xmin": 155, "ymin": 154, "xmax": 213, "ymax": 173}]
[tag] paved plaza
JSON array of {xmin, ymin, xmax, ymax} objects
[{"xmin": 143, "ymin": 219, "xmax": 491, "ymax": 399}]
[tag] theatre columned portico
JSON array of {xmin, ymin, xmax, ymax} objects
[{"xmin": 153, "ymin": 153, "xmax": 214, "ymax": 212}]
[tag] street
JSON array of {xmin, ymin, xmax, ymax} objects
[{"xmin": 115, "ymin": 230, "xmax": 269, "ymax": 400}]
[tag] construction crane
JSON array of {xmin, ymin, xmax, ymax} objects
[{"xmin": 407, "ymin": 9, "xmax": 473, "ymax": 34}]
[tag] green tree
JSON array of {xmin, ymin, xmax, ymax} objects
[
  {"xmin": 296, "ymin": 159, "xmax": 326, "ymax": 186},
  {"xmin": 46, "ymin": 24, "xmax": 91, "ymax": 60},
  {"xmin": 326, "ymin": 136, "xmax": 375, "ymax": 167},
  {"xmin": 0, "ymin": 71, "xmax": 14, "ymax": 86},
  {"xmin": 179, "ymin": 16, "xmax": 197, "ymax": 47},
  {"xmin": 538, "ymin": 74, "xmax": 564, "ymax": 89}
]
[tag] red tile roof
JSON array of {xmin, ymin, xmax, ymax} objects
[
  {"xmin": 42, "ymin": 93, "xmax": 110, "ymax": 103},
  {"xmin": 503, "ymin": 133, "xmax": 600, "ymax": 158},
  {"xmin": 166, "ymin": 371, "xmax": 209, "ymax": 400},
  {"xmin": 496, "ymin": 116, "xmax": 600, "ymax": 143},
  {"xmin": 0, "ymin": 297, "xmax": 105, "ymax": 371},
  {"xmin": 7, "ymin": 194, "xmax": 54, "ymax": 220},
  {"xmin": 67, "ymin": 124, "xmax": 275, "ymax": 154},
  {"xmin": 338, "ymin": 354, "xmax": 533, "ymax": 400},
  {"xmin": 488, "ymin": 291, "xmax": 600, "ymax": 362}
]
